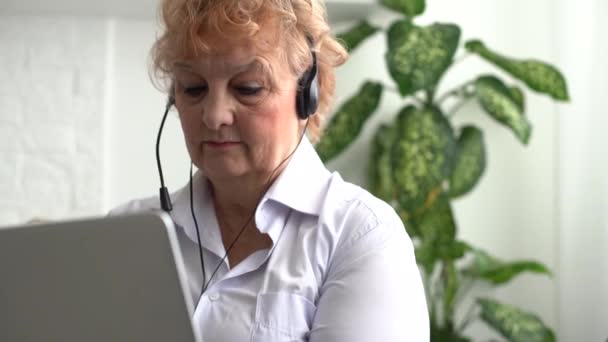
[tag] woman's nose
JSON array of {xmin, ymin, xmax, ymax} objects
[{"xmin": 201, "ymin": 90, "xmax": 234, "ymax": 130}]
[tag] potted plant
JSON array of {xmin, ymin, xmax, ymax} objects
[{"xmin": 316, "ymin": 0, "xmax": 569, "ymax": 340}]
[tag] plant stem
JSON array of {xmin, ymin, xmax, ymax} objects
[
  {"xmin": 454, "ymin": 275, "xmax": 474, "ymax": 307},
  {"xmin": 429, "ymin": 262, "xmax": 443, "ymax": 327},
  {"xmin": 451, "ymin": 52, "xmax": 472, "ymax": 70},
  {"xmin": 422, "ymin": 271, "xmax": 432, "ymax": 309},
  {"xmin": 437, "ymin": 79, "xmax": 475, "ymax": 105},
  {"xmin": 441, "ymin": 261, "xmax": 449, "ymax": 324},
  {"xmin": 457, "ymin": 301, "xmax": 479, "ymax": 333},
  {"xmin": 381, "ymin": 83, "xmax": 401, "ymax": 96},
  {"xmin": 425, "ymin": 89, "xmax": 436, "ymax": 106},
  {"xmin": 447, "ymin": 95, "xmax": 475, "ymax": 117},
  {"xmin": 423, "ymin": 271, "xmax": 437, "ymax": 326},
  {"xmin": 411, "ymin": 95, "xmax": 425, "ymax": 108},
  {"xmin": 380, "ymin": 82, "xmax": 425, "ymax": 107}
]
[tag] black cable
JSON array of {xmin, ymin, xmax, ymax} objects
[
  {"xmin": 194, "ymin": 120, "xmax": 310, "ymax": 299},
  {"xmin": 156, "ymin": 97, "xmax": 309, "ymax": 303},
  {"xmin": 156, "ymin": 98, "xmax": 207, "ymax": 296},
  {"xmin": 157, "ymin": 92, "xmax": 310, "ymax": 301},
  {"xmin": 156, "ymin": 98, "xmax": 174, "ymax": 212},
  {"xmin": 189, "ymin": 163, "xmax": 207, "ymax": 298}
]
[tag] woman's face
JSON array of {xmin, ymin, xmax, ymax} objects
[{"xmin": 173, "ymin": 40, "xmax": 302, "ymax": 183}]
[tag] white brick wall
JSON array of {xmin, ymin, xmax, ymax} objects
[{"xmin": 0, "ymin": 16, "xmax": 108, "ymax": 226}]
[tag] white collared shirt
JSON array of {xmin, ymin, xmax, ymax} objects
[{"xmin": 110, "ymin": 137, "xmax": 429, "ymax": 341}]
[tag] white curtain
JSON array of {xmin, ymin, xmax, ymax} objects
[{"xmin": 556, "ymin": 0, "xmax": 608, "ymax": 340}]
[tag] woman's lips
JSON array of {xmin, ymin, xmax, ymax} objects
[{"xmin": 203, "ymin": 141, "xmax": 241, "ymax": 149}]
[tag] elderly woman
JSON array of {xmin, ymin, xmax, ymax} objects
[{"xmin": 111, "ymin": 0, "xmax": 428, "ymax": 340}]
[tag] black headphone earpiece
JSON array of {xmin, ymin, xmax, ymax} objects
[{"xmin": 296, "ymin": 39, "xmax": 319, "ymax": 120}]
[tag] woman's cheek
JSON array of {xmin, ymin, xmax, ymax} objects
[{"xmin": 177, "ymin": 114, "xmax": 198, "ymax": 155}]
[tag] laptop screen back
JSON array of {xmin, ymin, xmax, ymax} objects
[{"xmin": 0, "ymin": 212, "xmax": 200, "ymax": 342}]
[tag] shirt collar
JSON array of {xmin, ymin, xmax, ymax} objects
[
  {"xmin": 261, "ymin": 136, "xmax": 331, "ymax": 216},
  {"xmin": 170, "ymin": 173, "xmax": 226, "ymax": 256}
]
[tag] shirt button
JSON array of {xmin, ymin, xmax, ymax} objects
[{"xmin": 208, "ymin": 292, "xmax": 220, "ymax": 301}]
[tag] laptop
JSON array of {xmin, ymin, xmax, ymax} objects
[{"xmin": 0, "ymin": 212, "xmax": 202, "ymax": 342}]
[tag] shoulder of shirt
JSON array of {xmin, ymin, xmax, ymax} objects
[
  {"xmin": 321, "ymin": 172, "xmax": 408, "ymax": 249},
  {"xmin": 107, "ymin": 186, "xmax": 189, "ymax": 217},
  {"xmin": 106, "ymin": 195, "xmax": 160, "ymax": 216}
]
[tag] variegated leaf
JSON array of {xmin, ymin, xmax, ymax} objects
[
  {"xmin": 478, "ymin": 298, "xmax": 556, "ymax": 342},
  {"xmin": 316, "ymin": 81, "xmax": 383, "ymax": 162},
  {"xmin": 509, "ymin": 85, "xmax": 525, "ymax": 112},
  {"xmin": 386, "ymin": 20, "xmax": 460, "ymax": 96},
  {"xmin": 336, "ymin": 20, "xmax": 380, "ymax": 52},
  {"xmin": 475, "ymin": 75, "xmax": 532, "ymax": 144},
  {"xmin": 410, "ymin": 194, "xmax": 465, "ymax": 273},
  {"xmin": 466, "ymin": 40, "xmax": 569, "ymax": 101},
  {"xmin": 449, "ymin": 126, "xmax": 486, "ymax": 198},
  {"xmin": 369, "ymin": 123, "xmax": 399, "ymax": 202},
  {"xmin": 392, "ymin": 106, "xmax": 456, "ymax": 211},
  {"xmin": 380, "ymin": 0, "xmax": 425, "ymax": 17},
  {"xmin": 464, "ymin": 248, "xmax": 551, "ymax": 285}
]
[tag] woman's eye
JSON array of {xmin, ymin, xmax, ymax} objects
[
  {"xmin": 236, "ymin": 85, "xmax": 263, "ymax": 96},
  {"xmin": 183, "ymin": 85, "xmax": 206, "ymax": 97}
]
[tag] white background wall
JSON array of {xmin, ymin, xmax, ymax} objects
[
  {"xmin": 556, "ymin": 0, "xmax": 608, "ymax": 340},
  {"xmin": 0, "ymin": 17, "xmax": 107, "ymax": 223},
  {"xmin": 0, "ymin": 0, "xmax": 606, "ymax": 340}
]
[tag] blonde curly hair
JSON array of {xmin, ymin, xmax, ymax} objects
[{"xmin": 150, "ymin": 0, "xmax": 349, "ymax": 142}]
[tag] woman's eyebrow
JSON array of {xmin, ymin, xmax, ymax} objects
[
  {"xmin": 173, "ymin": 58, "xmax": 266, "ymax": 74},
  {"xmin": 231, "ymin": 59, "xmax": 269, "ymax": 74}
]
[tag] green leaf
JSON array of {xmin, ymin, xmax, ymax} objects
[
  {"xmin": 445, "ymin": 240, "xmax": 470, "ymax": 259},
  {"xmin": 336, "ymin": 20, "xmax": 380, "ymax": 52},
  {"xmin": 386, "ymin": 20, "xmax": 460, "ymax": 96},
  {"xmin": 380, "ymin": 0, "xmax": 426, "ymax": 17},
  {"xmin": 464, "ymin": 248, "xmax": 551, "ymax": 285},
  {"xmin": 415, "ymin": 239, "xmax": 436, "ymax": 274},
  {"xmin": 478, "ymin": 298, "xmax": 556, "ymax": 342},
  {"xmin": 369, "ymin": 123, "xmax": 399, "ymax": 202},
  {"xmin": 449, "ymin": 126, "xmax": 486, "ymax": 198},
  {"xmin": 410, "ymin": 194, "xmax": 459, "ymax": 273},
  {"xmin": 414, "ymin": 194, "xmax": 456, "ymax": 242},
  {"xmin": 392, "ymin": 106, "xmax": 456, "ymax": 211},
  {"xmin": 474, "ymin": 75, "xmax": 532, "ymax": 144},
  {"xmin": 508, "ymin": 85, "xmax": 526, "ymax": 112},
  {"xmin": 465, "ymin": 40, "xmax": 569, "ymax": 101},
  {"xmin": 316, "ymin": 81, "xmax": 383, "ymax": 162},
  {"xmin": 396, "ymin": 206, "xmax": 421, "ymax": 238},
  {"xmin": 482, "ymin": 261, "xmax": 551, "ymax": 284},
  {"xmin": 412, "ymin": 194, "xmax": 456, "ymax": 273}
]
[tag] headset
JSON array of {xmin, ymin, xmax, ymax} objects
[
  {"xmin": 295, "ymin": 39, "xmax": 319, "ymax": 120},
  {"xmin": 155, "ymin": 38, "xmax": 319, "ymax": 299}
]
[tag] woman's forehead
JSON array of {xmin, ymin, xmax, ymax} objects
[
  {"xmin": 174, "ymin": 52, "xmax": 273, "ymax": 76},
  {"xmin": 175, "ymin": 21, "xmax": 281, "ymax": 65}
]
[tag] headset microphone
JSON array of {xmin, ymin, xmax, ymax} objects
[
  {"xmin": 156, "ymin": 96, "xmax": 175, "ymax": 212},
  {"xmin": 155, "ymin": 95, "xmax": 208, "ymax": 297}
]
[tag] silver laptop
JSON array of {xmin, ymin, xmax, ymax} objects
[{"xmin": 0, "ymin": 212, "xmax": 202, "ymax": 342}]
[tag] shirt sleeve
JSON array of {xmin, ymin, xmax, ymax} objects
[{"xmin": 308, "ymin": 209, "xmax": 429, "ymax": 341}]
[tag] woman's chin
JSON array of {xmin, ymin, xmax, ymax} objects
[{"xmin": 202, "ymin": 164, "xmax": 248, "ymax": 181}]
